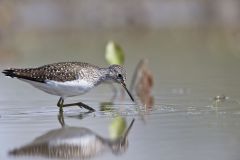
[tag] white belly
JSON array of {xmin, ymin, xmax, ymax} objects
[{"xmin": 21, "ymin": 79, "xmax": 94, "ymax": 98}]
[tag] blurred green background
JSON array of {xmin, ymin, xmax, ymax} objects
[
  {"xmin": 0, "ymin": 0, "xmax": 240, "ymax": 64},
  {"xmin": 1, "ymin": 0, "xmax": 240, "ymax": 93}
]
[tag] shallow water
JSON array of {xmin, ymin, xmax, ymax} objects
[{"xmin": 1, "ymin": 30, "xmax": 240, "ymax": 160}]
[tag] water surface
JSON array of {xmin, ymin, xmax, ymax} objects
[{"xmin": 1, "ymin": 30, "xmax": 240, "ymax": 160}]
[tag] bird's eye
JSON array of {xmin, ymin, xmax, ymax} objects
[{"xmin": 118, "ymin": 74, "xmax": 123, "ymax": 78}]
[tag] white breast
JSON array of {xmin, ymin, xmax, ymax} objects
[{"xmin": 21, "ymin": 79, "xmax": 94, "ymax": 98}]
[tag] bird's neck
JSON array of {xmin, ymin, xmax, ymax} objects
[{"xmin": 98, "ymin": 68, "xmax": 112, "ymax": 82}]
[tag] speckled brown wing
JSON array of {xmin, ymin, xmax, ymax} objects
[{"xmin": 2, "ymin": 62, "xmax": 92, "ymax": 83}]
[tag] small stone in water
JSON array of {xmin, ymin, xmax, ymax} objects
[{"xmin": 213, "ymin": 95, "xmax": 229, "ymax": 102}]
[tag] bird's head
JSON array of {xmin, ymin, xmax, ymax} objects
[
  {"xmin": 108, "ymin": 65, "xmax": 134, "ymax": 102},
  {"xmin": 108, "ymin": 65, "xmax": 126, "ymax": 84}
]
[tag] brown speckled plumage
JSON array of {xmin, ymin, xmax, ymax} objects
[{"xmin": 3, "ymin": 62, "xmax": 102, "ymax": 83}]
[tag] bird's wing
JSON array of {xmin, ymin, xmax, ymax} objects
[{"xmin": 2, "ymin": 62, "xmax": 84, "ymax": 83}]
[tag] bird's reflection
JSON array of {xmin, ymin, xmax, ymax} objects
[{"xmin": 9, "ymin": 112, "xmax": 134, "ymax": 159}]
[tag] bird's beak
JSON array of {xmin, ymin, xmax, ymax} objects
[{"xmin": 120, "ymin": 82, "xmax": 134, "ymax": 102}]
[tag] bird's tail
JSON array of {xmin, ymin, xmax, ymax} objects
[
  {"xmin": 2, "ymin": 68, "xmax": 44, "ymax": 83},
  {"xmin": 2, "ymin": 69, "xmax": 18, "ymax": 78}
]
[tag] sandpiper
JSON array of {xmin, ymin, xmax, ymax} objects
[{"xmin": 2, "ymin": 62, "xmax": 134, "ymax": 112}]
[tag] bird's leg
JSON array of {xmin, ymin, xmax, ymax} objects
[
  {"xmin": 63, "ymin": 102, "xmax": 95, "ymax": 112},
  {"xmin": 57, "ymin": 97, "xmax": 95, "ymax": 112}
]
